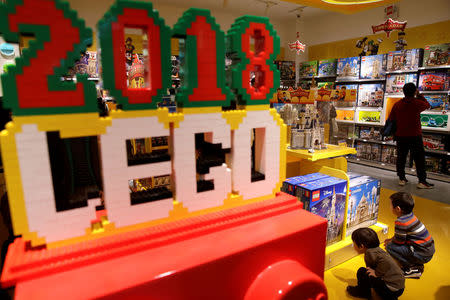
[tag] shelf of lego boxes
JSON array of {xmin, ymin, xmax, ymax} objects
[{"xmin": 286, "ymin": 144, "xmax": 357, "ymax": 162}]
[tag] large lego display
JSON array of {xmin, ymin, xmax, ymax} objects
[
  {"xmin": 360, "ymin": 54, "xmax": 386, "ymax": 80},
  {"xmin": 386, "ymin": 48, "xmax": 422, "ymax": 72},
  {"xmin": 0, "ymin": 1, "xmax": 328, "ymax": 299},
  {"xmin": 422, "ymin": 43, "xmax": 450, "ymax": 67},
  {"xmin": 337, "ymin": 56, "xmax": 360, "ymax": 81}
]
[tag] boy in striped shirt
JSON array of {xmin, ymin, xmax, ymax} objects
[{"xmin": 384, "ymin": 192, "xmax": 435, "ymax": 278}]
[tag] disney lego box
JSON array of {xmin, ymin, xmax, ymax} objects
[
  {"xmin": 337, "ymin": 56, "xmax": 360, "ymax": 80},
  {"xmin": 299, "ymin": 61, "xmax": 318, "ymax": 78},
  {"xmin": 360, "ymin": 54, "xmax": 386, "ymax": 80},
  {"xmin": 358, "ymin": 83, "xmax": 385, "ymax": 107},
  {"xmin": 423, "ymin": 43, "xmax": 450, "ymax": 67},
  {"xmin": 418, "ymin": 70, "xmax": 449, "ymax": 91},
  {"xmin": 282, "ymin": 173, "xmax": 330, "ymax": 196},
  {"xmin": 420, "ymin": 113, "xmax": 448, "ymax": 129},
  {"xmin": 318, "ymin": 59, "xmax": 337, "ymax": 77},
  {"xmin": 386, "ymin": 48, "xmax": 422, "ymax": 72},
  {"xmin": 346, "ymin": 176, "xmax": 380, "ymax": 236},
  {"xmin": 423, "ymin": 94, "xmax": 449, "ymax": 111},
  {"xmin": 385, "ymin": 73, "xmax": 418, "ymax": 94},
  {"xmin": 296, "ymin": 176, "xmax": 347, "ymax": 244}
]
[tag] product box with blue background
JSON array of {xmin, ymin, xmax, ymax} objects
[
  {"xmin": 282, "ymin": 173, "xmax": 329, "ymax": 196},
  {"xmin": 360, "ymin": 54, "xmax": 386, "ymax": 79},
  {"xmin": 296, "ymin": 176, "xmax": 347, "ymax": 244},
  {"xmin": 337, "ymin": 56, "xmax": 360, "ymax": 81},
  {"xmin": 346, "ymin": 175, "xmax": 381, "ymax": 236}
]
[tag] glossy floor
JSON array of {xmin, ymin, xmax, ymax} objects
[{"xmin": 325, "ymin": 187, "xmax": 450, "ymax": 299}]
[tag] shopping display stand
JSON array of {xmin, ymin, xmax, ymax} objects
[{"xmin": 286, "ymin": 145, "xmax": 389, "ymax": 270}]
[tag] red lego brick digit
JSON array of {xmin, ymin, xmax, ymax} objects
[
  {"xmin": 98, "ymin": 1, "xmax": 172, "ymax": 110},
  {"xmin": 0, "ymin": 0, "xmax": 97, "ymax": 116}
]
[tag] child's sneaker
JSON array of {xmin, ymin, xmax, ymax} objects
[
  {"xmin": 346, "ymin": 286, "xmax": 371, "ymax": 299},
  {"xmin": 403, "ymin": 265, "xmax": 423, "ymax": 278},
  {"xmin": 417, "ymin": 181, "xmax": 434, "ymax": 189}
]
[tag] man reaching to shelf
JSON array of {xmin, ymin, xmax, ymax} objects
[{"xmin": 389, "ymin": 83, "xmax": 434, "ymax": 189}]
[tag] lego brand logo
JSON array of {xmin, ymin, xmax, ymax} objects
[{"xmin": 312, "ymin": 191, "xmax": 320, "ymax": 201}]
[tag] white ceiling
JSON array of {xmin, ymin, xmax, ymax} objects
[{"xmin": 150, "ymin": 0, "xmax": 330, "ymax": 21}]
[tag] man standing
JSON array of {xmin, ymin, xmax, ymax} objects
[{"xmin": 389, "ymin": 83, "xmax": 434, "ymax": 189}]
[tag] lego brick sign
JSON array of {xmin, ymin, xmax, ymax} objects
[{"xmin": 0, "ymin": 0, "xmax": 285, "ymax": 247}]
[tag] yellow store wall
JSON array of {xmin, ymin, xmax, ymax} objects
[{"xmin": 308, "ymin": 20, "xmax": 450, "ymax": 61}]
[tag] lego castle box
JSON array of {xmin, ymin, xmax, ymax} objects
[
  {"xmin": 385, "ymin": 73, "xmax": 418, "ymax": 94},
  {"xmin": 360, "ymin": 54, "xmax": 386, "ymax": 80},
  {"xmin": 296, "ymin": 177, "xmax": 347, "ymax": 244},
  {"xmin": 418, "ymin": 70, "xmax": 449, "ymax": 91},
  {"xmin": 337, "ymin": 56, "xmax": 360, "ymax": 81},
  {"xmin": 318, "ymin": 59, "xmax": 337, "ymax": 77},
  {"xmin": 423, "ymin": 43, "xmax": 450, "ymax": 67},
  {"xmin": 386, "ymin": 48, "xmax": 422, "ymax": 72},
  {"xmin": 424, "ymin": 94, "xmax": 449, "ymax": 111},
  {"xmin": 346, "ymin": 176, "xmax": 380, "ymax": 236},
  {"xmin": 299, "ymin": 60, "xmax": 318, "ymax": 78},
  {"xmin": 358, "ymin": 83, "xmax": 384, "ymax": 107}
]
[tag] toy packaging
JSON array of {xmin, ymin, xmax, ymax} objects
[
  {"xmin": 358, "ymin": 110, "xmax": 381, "ymax": 123},
  {"xmin": 386, "ymin": 48, "xmax": 422, "ymax": 72},
  {"xmin": 86, "ymin": 51, "xmax": 98, "ymax": 78},
  {"xmin": 360, "ymin": 54, "xmax": 386, "ymax": 79},
  {"xmin": 336, "ymin": 123, "xmax": 356, "ymax": 139},
  {"xmin": 296, "ymin": 176, "xmax": 347, "ymax": 244},
  {"xmin": 423, "ymin": 94, "xmax": 449, "ymax": 111},
  {"xmin": 417, "ymin": 156, "xmax": 441, "ymax": 173},
  {"xmin": 420, "ymin": 113, "xmax": 448, "ymax": 128},
  {"xmin": 385, "ymin": 73, "xmax": 418, "ymax": 94},
  {"xmin": 336, "ymin": 110, "xmax": 355, "ymax": 121},
  {"xmin": 381, "ymin": 145, "xmax": 398, "ymax": 164},
  {"xmin": 359, "ymin": 126, "xmax": 381, "ymax": 140},
  {"xmin": 282, "ymin": 173, "xmax": 330, "ymax": 196},
  {"xmin": 276, "ymin": 61, "xmax": 296, "ymax": 81},
  {"xmin": 337, "ymin": 56, "xmax": 360, "ymax": 80},
  {"xmin": 358, "ymin": 83, "xmax": 385, "ymax": 107},
  {"xmin": 299, "ymin": 60, "xmax": 318, "ymax": 78},
  {"xmin": 335, "ymin": 84, "xmax": 358, "ymax": 107},
  {"xmin": 423, "ymin": 43, "xmax": 450, "ymax": 67},
  {"xmin": 318, "ymin": 59, "xmax": 337, "ymax": 77},
  {"xmin": 346, "ymin": 176, "xmax": 381, "ymax": 236},
  {"xmin": 418, "ymin": 70, "xmax": 449, "ymax": 91},
  {"xmin": 318, "ymin": 82, "xmax": 334, "ymax": 89},
  {"xmin": 422, "ymin": 134, "xmax": 445, "ymax": 151}
]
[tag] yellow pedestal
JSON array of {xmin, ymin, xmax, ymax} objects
[{"xmin": 325, "ymin": 222, "xmax": 389, "ymax": 270}]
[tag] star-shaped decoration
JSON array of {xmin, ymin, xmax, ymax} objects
[{"xmin": 288, "ymin": 40, "xmax": 306, "ymax": 55}]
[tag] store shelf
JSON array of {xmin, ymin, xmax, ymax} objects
[
  {"xmin": 354, "ymin": 138, "xmax": 395, "ymax": 146},
  {"xmin": 335, "ymin": 77, "xmax": 359, "ymax": 83},
  {"xmin": 421, "ymin": 126, "xmax": 449, "ymax": 132},
  {"xmin": 286, "ymin": 144, "xmax": 356, "ymax": 162},
  {"xmin": 424, "ymin": 148, "xmax": 450, "ymax": 155},
  {"xmin": 355, "ymin": 106, "xmax": 383, "ymax": 111},
  {"xmin": 356, "ymin": 78, "xmax": 386, "ymax": 82},
  {"xmin": 384, "ymin": 94, "xmax": 404, "ymax": 98},
  {"xmin": 336, "ymin": 119, "xmax": 355, "ymax": 124},
  {"xmin": 299, "ymin": 76, "xmax": 316, "ymax": 79},
  {"xmin": 420, "ymin": 90, "xmax": 449, "ymax": 94},
  {"xmin": 418, "ymin": 65, "xmax": 450, "ymax": 70},
  {"xmin": 385, "ymin": 70, "xmax": 418, "ymax": 74},
  {"xmin": 315, "ymin": 74, "xmax": 337, "ymax": 79},
  {"xmin": 335, "ymin": 107, "xmax": 355, "ymax": 111},
  {"xmin": 348, "ymin": 157, "xmax": 450, "ymax": 183},
  {"xmin": 355, "ymin": 121, "xmax": 384, "ymax": 126}
]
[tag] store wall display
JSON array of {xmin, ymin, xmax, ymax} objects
[
  {"xmin": 318, "ymin": 58, "xmax": 337, "ymax": 77},
  {"xmin": 358, "ymin": 110, "xmax": 381, "ymax": 123},
  {"xmin": 423, "ymin": 94, "xmax": 449, "ymax": 111},
  {"xmin": 418, "ymin": 70, "xmax": 449, "ymax": 91},
  {"xmin": 0, "ymin": 1, "xmax": 330, "ymax": 298},
  {"xmin": 360, "ymin": 54, "xmax": 386, "ymax": 79},
  {"xmin": 296, "ymin": 176, "xmax": 347, "ymax": 245},
  {"xmin": 337, "ymin": 56, "xmax": 360, "ymax": 81},
  {"xmin": 358, "ymin": 83, "xmax": 384, "ymax": 107},
  {"xmin": 420, "ymin": 114, "xmax": 448, "ymax": 129},
  {"xmin": 346, "ymin": 175, "xmax": 380, "ymax": 236},
  {"xmin": 385, "ymin": 73, "xmax": 418, "ymax": 94},
  {"xmin": 423, "ymin": 43, "xmax": 450, "ymax": 67},
  {"xmin": 299, "ymin": 60, "xmax": 318, "ymax": 78},
  {"xmin": 422, "ymin": 134, "xmax": 445, "ymax": 151},
  {"xmin": 335, "ymin": 83, "xmax": 358, "ymax": 107},
  {"xmin": 386, "ymin": 48, "xmax": 422, "ymax": 72},
  {"xmin": 359, "ymin": 126, "xmax": 382, "ymax": 140}
]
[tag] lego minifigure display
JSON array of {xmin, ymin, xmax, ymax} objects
[{"xmin": 423, "ymin": 43, "xmax": 450, "ymax": 67}]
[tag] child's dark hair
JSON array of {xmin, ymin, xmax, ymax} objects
[
  {"xmin": 390, "ymin": 192, "xmax": 414, "ymax": 214},
  {"xmin": 352, "ymin": 228, "xmax": 380, "ymax": 249},
  {"xmin": 403, "ymin": 82, "xmax": 416, "ymax": 97}
]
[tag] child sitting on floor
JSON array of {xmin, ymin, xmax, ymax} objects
[
  {"xmin": 384, "ymin": 191, "xmax": 435, "ymax": 278},
  {"xmin": 347, "ymin": 228, "xmax": 405, "ymax": 299}
]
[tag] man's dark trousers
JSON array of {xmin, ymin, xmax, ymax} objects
[{"xmin": 396, "ymin": 136, "xmax": 427, "ymax": 182}]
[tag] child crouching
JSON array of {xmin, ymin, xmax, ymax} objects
[{"xmin": 347, "ymin": 228, "xmax": 405, "ymax": 299}]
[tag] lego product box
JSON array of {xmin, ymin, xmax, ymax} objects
[
  {"xmin": 336, "ymin": 110, "xmax": 355, "ymax": 121},
  {"xmin": 86, "ymin": 51, "xmax": 98, "ymax": 78},
  {"xmin": 423, "ymin": 43, "xmax": 450, "ymax": 67},
  {"xmin": 385, "ymin": 73, "xmax": 418, "ymax": 95},
  {"xmin": 299, "ymin": 61, "xmax": 318, "ymax": 78},
  {"xmin": 420, "ymin": 113, "xmax": 448, "ymax": 129},
  {"xmin": 359, "ymin": 126, "xmax": 381, "ymax": 140},
  {"xmin": 347, "ymin": 172, "xmax": 363, "ymax": 179},
  {"xmin": 358, "ymin": 84, "xmax": 384, "ymax": 107},
  {"xmin": 423, "ymin": 94, "xmax": 449, "ymax": 111},
  {"xmin": 318, "ymin": 82, "xmax": 334, "ymax": 89},
  {"xmin": 296, "ymin": 176, "xmax": 347, "ymax": 244},
  {"xmin": 337, "ymin": 56, "xmax": 360, "ymax": 80},
  {"xmin": 282, "ymin": 173, "xmax": 330, "ymax": 196},
  {"xmin": 418, "ymin": 70, "xmax": 449, "ymax": 91},
  {"xmin": 335, "ymin": 84, "xmax": 358, "ymax": 107},
  {"xmin": 381, "ymin": 145, "xmax": 397, "ymax": 164},
  {"xmin": 358, "ymin": 110, "xmax": 381, "ymax": 123},
  {"xmin": 346, "ymin": 176, "xmax": 380, "ymax": 236},
  {"xmin": 318, "ymin": 59, "xmax": 337, "ymax": 77},
  {"xmin": 276, "ymin": 61, "xmax": 296, "ymax": 81},
  {"xmin": 386, "ymin": 48, "xmax": 422, "ymax": 72},
  {"xmin": 422, "ymin": 134, "xmax": 445, "ymax": 151},
  {"xmin": 360, "ymin": 54, "xmax": 386, "ymax": 80}
]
